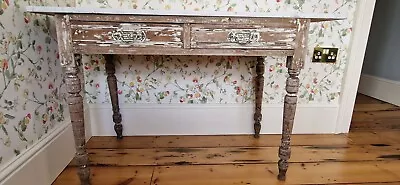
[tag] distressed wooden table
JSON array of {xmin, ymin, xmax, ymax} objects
[{"xmin": 26, "ymin": 6, "xmax": 342, "ymax": 185}]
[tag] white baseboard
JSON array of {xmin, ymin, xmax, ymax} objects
[
  {"xmin": 88, "ymin": 104, "xmax": 340, "ymax": 136},
  {"xmin": 0, "ymin": 123, "xmax": 75, "ymax": 185},
  {"xmin": 358, "ymin": 74, "xmax": 400, "ymax": 106}
]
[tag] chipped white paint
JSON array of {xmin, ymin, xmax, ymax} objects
[
  {"xmin": 191, "ymin": 43, "xmax": 294, "ymax": 50},
  {"xmin": 191, "ymin": 25, "xmax": 297, "ymax": 50},
  {"xmin": 72, "ymin": 23, "xmax": 184, "ymax": 48},
  {"xmin": 73, "ymin": 25, "xmax": 118, "ymax": 30},
  {"xmin": 291, "ymin": 19, "xmax": 310, "ymax": 69},
  {"xmin": 93, "ymin": 34, "xmax": 103, "ymax": 40},
  {"xmin": 193, "ymin": 27, "xmax": 297, "ymax": 33},
  {"xmin": 56, "ymin": 15, "xmax": 73, "ymax": 67},
  {"xmin": 113, "ymin": 41, "xmax": 183, "ymax": 48},
  {"xmin": 61, "ymin": 18, "xmax": 69, "ymax": 65},
  {"xmin": 74, "ymin": 29, "xmax": 84, "ymax": 35},
  {"xmin": 278, "ymin": 37, "xmax": 297, "ymax": 42},
  {"xmin": 98, "ymin": 44, "xmax": 111, "ymax": 47},
  {"xmin": 25, "ymin": 6, "xmax": 344, "ymax": 21},
  {"xmin": 44, "ymin": 8, "xmax": 336, "ymax": 65}
]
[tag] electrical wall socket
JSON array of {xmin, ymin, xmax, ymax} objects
[{"xmin": 312, "ymin": 47, "xmax": 339, "ymax": 63}]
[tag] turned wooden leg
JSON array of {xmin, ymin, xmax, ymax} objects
[
  {"xmin": 66, "ymin": 54, "xmax": 90, "ymax": 185},
  {"xmin": 278, "ymin": 56, "xmax": 300, "ymax": 180},
  {"xmin": 104, "ymin": 55, "xmax": 123, "ymax": 139},
  {"xmin": 55, "ymin": 15, "xmax": 91, "ymax": 185},
  {"xmin": 254, "ymin": 57, "xmax": 265, "ymax": 138}
]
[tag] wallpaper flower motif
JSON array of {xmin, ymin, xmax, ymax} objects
[
  {"xmin": 0, "ymin": 0, "xmax": 73, "ymax": 170},
  {"xmin": 84, "ymin": 55, "xmax": 256, "ymax": 104},
  {"xmin": 79, "ymin": 0, "xmax": 356, "ymax": 105}
]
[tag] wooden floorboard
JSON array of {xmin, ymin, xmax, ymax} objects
[
  {"xmin": 87, "ymin": 134, "xmax": 350, "ymax": 149},
  {"xmin": 351, "ymin": 94, "xmax": 400, "ymax": 131},
  {"xmin": 54, "ymin": 94, "xmax": 400, "ymax": 185},
  {"xmin": 345, "ymin": 183, "xmax": 400, "ymax": 185},
  {"xmin": 152, "ymin": 161, "xmax": 400, "ymax": 185},
  {"xmin": 347, "ymin": 131, "xmax": 400, "ymax": 145},
  {"xmin": 355, "ymin": 94, "xmax": 386, "ymax": 104},
  {"xmin": 352, "ymin": 111, "xmax": 400, "ymax": 122},
  {"xmin": 346, "ymin": 183, "xmax": 400, "ymax": 185},
  {"xmin": 53, "ymin": 166, "xmax": 154, "ymax": 185},
  {"xmin": 353, "ymin": 103, "xmax": 400, "ymax": 112},
  {"xmin": 69, "ymin": 144, "xmax": 400, "ymax": 166},
  {"xmin": 351, "ymin": 119, "xmax": 400, "ymax": 130},
  {"xmin": 372, "ymin": 130, "xmax": 400, "ymax": 144}
]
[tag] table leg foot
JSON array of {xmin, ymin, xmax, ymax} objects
[
  {"xmin": 277, "ymin": 159, "xmax": 288, "ymax": 181},
  {"xmin": 114, "ymin": 121, "xmax": 123, "ymax": 140},
  {"xmin": 277, "ymin": 171, "xmax": 287, "ymax": 181},
  {"xmin": 253, "ymin": 121, "xmax": 261, "ymax": 138},
  {"xmin": 78, "ymin": 165, "xmax": 91, "ymax": 185}
]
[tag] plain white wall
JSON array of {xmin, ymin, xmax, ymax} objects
[{"xmin": 362, "ymin": 0, "xmax": 400, "ymax": 81}]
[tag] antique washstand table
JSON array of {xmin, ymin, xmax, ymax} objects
[{"xmin": 26, "ymin": 6, "xmax": 342, "ymax": 185}]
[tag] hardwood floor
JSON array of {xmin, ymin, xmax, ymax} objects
[
  {"xmin": 53, "ymin": 94, "xmax": 400, "ymax": 185},
  {"xmin": 351, "ymin": 94, "xmax": 400, "ymax": 130}
]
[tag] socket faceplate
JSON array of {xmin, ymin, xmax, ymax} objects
[{"xmin": 312, "ymin": 47, "xmax": 338, "ymax": 63}]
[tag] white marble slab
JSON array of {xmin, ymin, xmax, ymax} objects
[{"xmin": 25, "ymin": 6, "xmax": 345, "ymax": 21}]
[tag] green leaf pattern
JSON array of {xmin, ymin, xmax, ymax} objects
[{"xmin": 0, "ymin": 0, "xmax": 72, "ymax": 169}]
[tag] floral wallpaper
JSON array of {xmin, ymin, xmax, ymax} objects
[
  {"xmin": 0, "ymin": 0, "xmax": 73, "ymax": 170},
  {"xmin": 79, "ymin": 0, "xmax": 356, "ymax": 104}
]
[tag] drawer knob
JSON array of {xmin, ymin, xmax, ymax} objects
[
  {"xmin": 110, "ymin": 29, "xmax": 147, "ymax": 43},
  {"xmin": 227, "ymin": 31, "xmax": 260, "ymax": 44}
]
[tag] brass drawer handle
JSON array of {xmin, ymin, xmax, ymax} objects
[
  {"xmin": 110, "ymin": 29, "xmax": 147, "ymax": 43},
  {"xmin": 227, "ymin": 30, "xmax": 260, "ymax": 44}
]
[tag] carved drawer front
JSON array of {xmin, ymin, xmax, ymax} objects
[
  {"xmin": 71, "ymin": 22, "xmax": 183, "ymax": 48},
  {"xmin": 190, "ymin": 24, "xmax": 297, "ymax": 49}
]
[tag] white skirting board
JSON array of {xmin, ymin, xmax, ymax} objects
[
  {"xmin": 358, "ymin": 74, "xmax": 400, "ymax": 106},
  {"xmin": 88, "ymin": 104, "xmax": 340, "ymax": 136},
  {"xmin": 0, "ymin": 123, "xmax": 75, "ymax": 185}
]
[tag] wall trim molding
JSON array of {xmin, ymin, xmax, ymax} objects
[
  {"xmin": 0, "ymin": 122, "xmax": 75, "ymax": 185},
  {"xmin": 88, "ymin": 103, "xmax": 339, "ymax": 109},
  {"xmin": 358, "ymin": 74, "xmax": 400, "ymax": 106},
  {"xmin": 336, "ymin": 0, "xmax": 376, "ymax": 133},
  {"xmin": 88, "ymin": 104, "xmax": 340, "ymax": 136}
]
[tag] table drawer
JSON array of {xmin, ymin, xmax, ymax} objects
[
  {"xmin": 72, "ymin": 22, "xmax": 183, "ymax": 48},
  {"xmin": 190, "ymin": 24, "xmax": 297, "ymax": 49}
]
